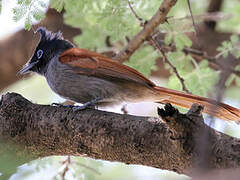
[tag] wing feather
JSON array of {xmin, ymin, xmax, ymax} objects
[{"xmin": 60, "ymin": 48, "xmax": 155, "ymax": 87}]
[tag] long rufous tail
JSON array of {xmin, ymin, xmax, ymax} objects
[{"xmin": 153, "ymin": 86, "xmax": 240, "ymax": 122}]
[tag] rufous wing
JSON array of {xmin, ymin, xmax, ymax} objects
[
  {"xmin": 59, "ymin": 48, "xmax": 240, "ymax": 122},
  {"xmin": 59, "ymin": 48, "xmax": 155, "ymax": 87}
]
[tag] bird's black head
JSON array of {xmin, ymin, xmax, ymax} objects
[{"xmin": 19, "ymin": 27, "xmax": 74, "ymax": 75}]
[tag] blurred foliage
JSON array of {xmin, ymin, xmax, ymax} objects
[
  {"xmin": 4, "ymin": 0, "xmax": 240, "ymax": 179},
  {"xmin": 124, "ymin": 46, "xmax": 158, "ymax": 77},
  {"xmin": 218, "ymin": 1, "xmax": 240, "ymax": 32},
  {"xmin": 217, "ymin": 35, "xmax": 240, "ymax": 89},
  {"xmin": 167, "ymin": 55, "xmax": 220, "ymax": 96},
  {"xmin": 217, "ymin": 34, "xmax": 240, "ymax": 59},
  {"xmin": 8, "ymin": 156, "xmax": 189, "ymax": 180},
  {"xmin": 61, "ymin": 0, "xmax": 158, "ymax": 50},
  {"xmin": 12, "ymin": 0, "xmax": 47, "ymax": 30},
  {"xmin": 0, "ymin": 139, "xmax": 33, "ymax": 180},
  {"xmin": 9, "ymin": 156, "xmax": 103, "ymax": 180},
  {"xmin": 12, "ymin": 0, "xmax": 240, "ymax": 95},
  {"xmin": 161, "ymin": 17, "xmax": 221, "ymax": 96}
]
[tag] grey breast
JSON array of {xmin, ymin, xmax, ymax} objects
[{"xmin": 45, "ymin": 56, "xmax": 125, "ymax": 104}]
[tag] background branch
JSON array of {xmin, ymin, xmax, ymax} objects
[
  {"xmin": 204, "ymin": 0, "xmax": 223, "ymax": 30},
  {"xmin": 149, "ymin": 36, "xmax": 191, "ymax": 93},
  {"xmin": 114, "ymin": 0, "xmax": 177, "ymax": 62},
  {"xmin": 127, "ymin": 0, "xmax": 190, "ymax": 93},
  {"xmin": 154, "ymin": 38, "xmax": 240, "ymax": 78}
]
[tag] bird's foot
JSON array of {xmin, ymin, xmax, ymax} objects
[
  {"xmin": 52, "ymin": 97, "xmax": 102, "ymax": 111},
  {"xmin": 51, "ymin": 103, "xmax": 75, "ymax": 108},
  {"xmin": 72, "ymin": 97, "xmax": 102, "ymax": 111}
]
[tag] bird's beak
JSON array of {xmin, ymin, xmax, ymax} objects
[{"xmin": 18, "ymin": 61, "xmax": 39, "ymax": 75}]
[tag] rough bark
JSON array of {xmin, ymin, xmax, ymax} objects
[
  {"xmin": 0, "ymin": 93, "xmax": 240, "ymax": 175},
  {"xmin": 0, "ymin": 9, "xmax": 81, "ymax": 91}
]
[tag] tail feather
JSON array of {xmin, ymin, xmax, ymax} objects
[{"xmin": 153, "ymin": 86, "xmax": 240, "ymax": 122}]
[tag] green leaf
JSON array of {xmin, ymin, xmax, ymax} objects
[
  {"xmin": 12, "ymin": 0, "xmax": 47, "ymax": 31},
  {"xmin": 230, "ymin": 34, "xmax": 239, "ymax": 44},
  {"xmin": 174, "ymin": 35, "xmax": 185, "ymax": 50},
  {"xmin": 198, "ymin": 59, "xmax": 209, "ymax": 68},
  {"xmin": 174, "ymin": 34, "xmax": 192, "ymax": 51},
  {"xmin": 216, "ymin": 46, "xmax": 224, "ymax": 52},
  {"xmin": 235, "ymin": 65, "xmax": 240, "ymax": 71},
  {"xmin": 50, "ymin": 0, "xmax": 64, "ymax": 12},
  {"xmin": 32, "ymin": 9, "xmax": 45, "ymax": 21},
  {"xmin": 168, "ymin": 74, "xmax": 183, "ymax": 91},
  {"xmin": 180, "ymin": 34, "xmax": 192, "ymax": 47},
  {"xmin": 218, "ymin": 2, "xmax": 240, "ymax": 33},
  {"xmin": 168, "ymin": 65, "xmax": 219, "ymax": 96},
  {"xmin": 0, "ymin": 141, "xmax": 33, "ymax": 179},
  {"xmin": 164, "ymin": 33, "xmax": 172, "ymax": 45},
  {"xmin": 235, "ymin": 77, "xmax": 240, "ymax": 87},
  {"xmin": 24, "ymin": 0, "xmax": 31, "ymax": 6},
  {"xmin": 124, "ymin": 46, "xmax": 158, "ymax": 77},
  {"xmin": 38, "ymin": 0, "xmax": 47, "ymax": 8},
  {"xmin": 216, "ymin": 34, "xmax": 240, "ymax": 59},
  {"xmin": 63, "ymin": 0, "xmax": 165, "ymax": 51},
  {"xmin": 167, "ymin": 51, "xmax": 193, "ymax": 72},
  {"xmin": 225, "ymin": 74, "xmax": 235, "ymax": 87},
  {"xmin": 233, "ymin": 51, "xmax": 240, "ymax": 58},
  {"xmin": 24, "ymin": 16, "xmax": 31, "ymax": 30}
]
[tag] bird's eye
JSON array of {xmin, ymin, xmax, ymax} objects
[{"xmin": 37, "ymin": 49, "xmax": 43, "ymax": 59}]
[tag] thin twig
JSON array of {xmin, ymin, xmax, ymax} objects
[
  {"xmin": 155, "ymin": 38, "xmax": 240, "ymax": 78},
  {"xmin": 114, "ymin": 0, "xmax": 178, "ymax": 62},
  {"xmin": 61, "ymin": 156, "xmax": 71, "ymax": 180},
  {"xmin": 186, "ymin": 0, "xmax": 198, "ymax": 35},
  {"xmin": 74, "ymin": 162, "xmax": 101, "ymax": 175},
  {"xmin": 175, "ymin": 12, "xmax": 231, "ymax": 22},
  {"xmin": 150, "ymin": 36, "xmax": 191, "ymax": 93},
  {"xmin": 127, "ymin": 0, "xmax": 143, "ymax": 22},
  {"xmin": 128, "ymin": 0, "xmax": 190, "ymax": 93},
  {"xmin": 121, "ymin": 104, "xmax": 129, "ymax": 114},
  {"xmin": 128, "ymin": 0, "xmax": 239, "ymax": 93}
]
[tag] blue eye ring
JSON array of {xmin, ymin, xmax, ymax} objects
[{"xmin": 37, "ymin": 49, "xmax": 43, "ymax": 59}]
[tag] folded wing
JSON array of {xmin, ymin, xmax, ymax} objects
[{"xmin": 60, "ymin": 48, "xmax": 155, "ymax": 87}]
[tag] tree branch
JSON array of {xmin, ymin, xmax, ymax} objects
[
  {"xmin": 1, "ymin": 93, "xmax": 240, "ymax": 175},
  {"xmin": 127, "ymin": 0, "xmax": 191, "ymax": 93},
  {"xmin": 114, "ymin": 0, "xmax": 177, "ymax": 62}
]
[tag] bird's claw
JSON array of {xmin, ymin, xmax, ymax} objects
[
  {"xmin": 72, "ymin": 105, "xmax": 94, "ymax": 111},
  {"xmin": 51, "ymin": 103, "xmax": 75, "ymax": 108},
  {"xmin": 51, "ymin": 97, "xmax": 101, "ymax": 111}
]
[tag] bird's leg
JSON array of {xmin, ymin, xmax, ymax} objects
[
  {"xmin": 51, "ymin": 103, "xmax": 75, "ymax": 108},
  {"xmin": 72, "ymin": 97, "xmax": 102, "ymax": 111},
  {"xmin": 51, "ymin": 97, "xmax": 102, "ymax": 111}
]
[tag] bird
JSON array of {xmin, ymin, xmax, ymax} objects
[{"xmin": 19, "ymin": 27, "xmax": 240, "ymax": 122}]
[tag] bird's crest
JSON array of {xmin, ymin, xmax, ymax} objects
[{"xmin": 36, "ymin": 27, "xmax": 63, "ymax": 42}]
